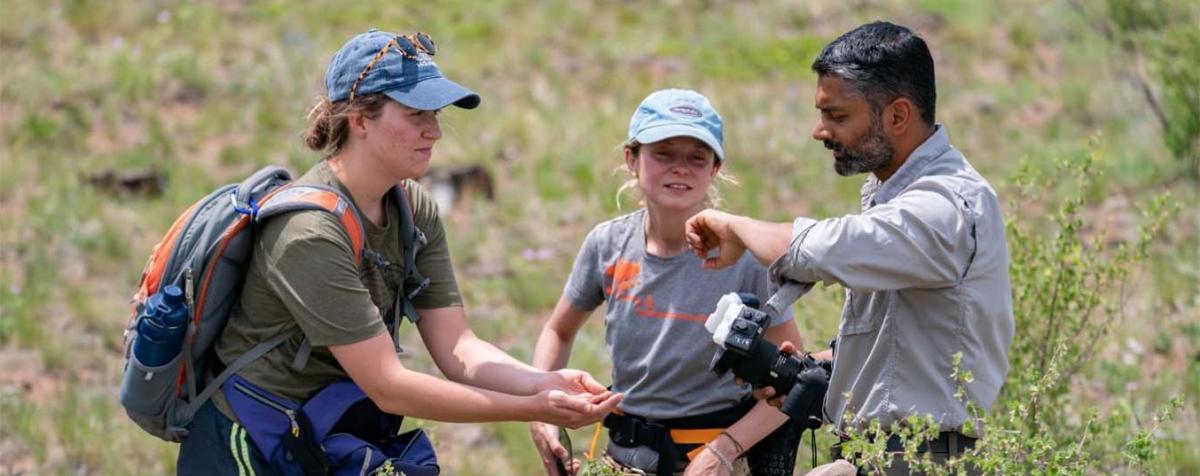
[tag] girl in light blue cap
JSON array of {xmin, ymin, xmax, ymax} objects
[
  {"xmin": 528, "ymin": 89, "xmax": 807, "ymax": 475},
  {"xmin": 176, "ymin": 30, "xmax": 620, "ymax": 475}
]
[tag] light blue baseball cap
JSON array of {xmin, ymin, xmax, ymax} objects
[
  {"xmin": 628, "ymin": 89, "xmax": 724, "ymax": 162},
  {"xmin": 324, "ymin": 29, "xmax": 480, "ymax": 110}
]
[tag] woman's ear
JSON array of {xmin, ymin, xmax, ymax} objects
[
  {"xmin": 347, "ymin": 111, "xmax": 369, "ymax": 139},
  {"xmin": 624, "ymin": 148, "xmax": 639, "ymax": 177},
  {"xmin": 710, "ymin": 158, "xmax": 722, "ymax": 178}
]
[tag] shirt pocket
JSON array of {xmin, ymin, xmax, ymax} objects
[{"xmin": 839, "ymin": 290, "xmax": 891, "ymax": 336}]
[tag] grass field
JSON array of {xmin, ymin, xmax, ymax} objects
[{"xmin": 1, "ymin": 0, "xmax": 1197, "ymax": 474}]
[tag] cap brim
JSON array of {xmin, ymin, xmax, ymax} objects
[
  {"xmin": 633, "ymin": 124, "xmax": 725, "ymax": 162},
  {"xmin": 384, "ymin": 76, "xmax": 481, "ymax": 111}
]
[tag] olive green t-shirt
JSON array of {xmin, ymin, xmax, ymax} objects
[{"xmin": 213, "ymin": 161, "xmax": 461, "ymax": 419}]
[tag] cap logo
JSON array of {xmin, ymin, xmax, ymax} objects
[{"xmin": 669, "ymin": 105, "xmax": 702, "ymax": 118}]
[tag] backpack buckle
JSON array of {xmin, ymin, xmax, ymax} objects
[
  {"xmin": 229, "ymin": 189, "xmax": 259, "ymax": 216},
  {"xmin": 407, "ymin": 277, "xmax": 431, "ymax": 300}
]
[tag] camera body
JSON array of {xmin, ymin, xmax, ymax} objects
[{"xmin": 705, "ymin": 292, "xmax": 830, "ymax": 428}]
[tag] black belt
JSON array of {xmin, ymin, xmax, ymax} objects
[
  {"xmin": 604, "ymin": 414, "xmax": 677, "ymax": 475},
  {"xmin": 603, "ymin": 398, "xmax": 756, "ymax": 475},
  {"xmin": 831, "ymin": 431, "xmax": 976, "ymax": 460}
]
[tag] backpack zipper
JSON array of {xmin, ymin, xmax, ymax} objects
[
  {"xmin": 231, "ymin": 381, "xmax": 301, "ymax": 437},
  {"xmin": 358, "ymin": 447, "xmax": 373, "ymax": 476},
  {"xmin": 183, "ymin": 267, "xmax": 194, "ymax": 310}
]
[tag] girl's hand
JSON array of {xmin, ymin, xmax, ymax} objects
[
  {"xmin": 683, "ymin": 445, "xmax": 735, "ymax": 476},
  {"xmin": 530, "ymin": 422, "xmax": 579, "ymax": 475},
  {"xmin": 739, "ymin": 341, "xmax": 800, "ymax": 406}
]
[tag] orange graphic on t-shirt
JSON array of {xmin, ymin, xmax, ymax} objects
[
  {"xmin": 605, "ymin": 260, "xmax": 642, "ymax": 298},
  {"xmin": 603, "ymin": 259, "xmax": 709, "ymax": 323}
]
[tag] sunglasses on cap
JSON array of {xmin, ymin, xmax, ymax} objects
[{"xmin": 348, "ymin": 32, "xmax": 437, "ymax": 101}]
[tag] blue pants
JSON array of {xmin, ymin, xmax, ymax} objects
[{"xmin": 177, "ymin": 400, "xmax": 273, "ymax": 475}]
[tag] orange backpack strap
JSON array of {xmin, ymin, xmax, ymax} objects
[
  {"xmin": 256, "ymin": 184, "xmax": 366, "ymax": 267},
  {"xmin": 255, "ymin": 182, "xmax": 426, "ymax": 372},
  {"xmin": 255, "ymin": 183, "xmax": 369, "ymax": 372},
  {"xmin": 130, "ymin": 199, "xmax": 201, "ymax": 325}
]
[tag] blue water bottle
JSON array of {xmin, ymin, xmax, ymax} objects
[{"xmin": 132, "ymin": 285, "xmax": 189, "ymax": 367}]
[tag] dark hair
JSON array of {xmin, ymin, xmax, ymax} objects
[
  {"xmin": 811, "ymin": 21, "xmax": 936, "ymax": 125},
  {"xmin": 304, "ymin": 93, "xmax": 390, "ymax": 155}
]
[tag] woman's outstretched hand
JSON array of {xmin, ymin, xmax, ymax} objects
[
  {"xmin": 531, "ymin": 368, "xmax": 621, "ymax": 429},
  {"xmin": 535, "ymin": 388, "xmax": 622, "ymax": 429},
  {"xmin": 539, "ymin": 368, "xmax": 610, "ymax": 397}
]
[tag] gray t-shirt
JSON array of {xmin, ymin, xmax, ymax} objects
[{"xmin": 565, "ymin": 209, "xmax": 790, "ymax": 419}]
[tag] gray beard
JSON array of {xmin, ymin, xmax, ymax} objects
[{"xmin": 832, "ymin": 129, "xmax": 894, "ymax": 177}]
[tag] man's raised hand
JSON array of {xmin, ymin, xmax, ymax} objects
[{"xmin": 685, "ymin": 209, "xmax": 747, "ymax": 270}]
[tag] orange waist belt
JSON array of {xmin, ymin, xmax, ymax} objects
[
  {"xmin": 673, "ymin": 428, "xmax": 727, "ymax": 460},
  {"xmin": 592, "ymin": 409, "xmax": 728, "ymax": 461}
]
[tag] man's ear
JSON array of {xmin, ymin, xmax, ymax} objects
[{"xmin": 884, "ymin": 98, "xmax": 914, "ymax": 137}]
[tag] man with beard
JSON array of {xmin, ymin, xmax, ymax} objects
[{"xmin": 685, "ymin": 21, "xmax": 1012, "ymax": 474}]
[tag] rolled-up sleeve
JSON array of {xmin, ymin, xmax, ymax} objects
[{"xmin": 769, "ymin": 183, "xmax": 970, "ymax": 293}]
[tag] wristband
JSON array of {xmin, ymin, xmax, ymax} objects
[
  {"xmin": 704, "ymin": 443, "xmax": 736, "ymax": 472},
  {"xmin": 718, "ymin": 431, "xmax": 746, "ymax": 456}
]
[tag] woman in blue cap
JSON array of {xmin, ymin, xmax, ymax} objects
[
  {"xmin": 528, "ymin": 89, "xmax": 806, "ymax": 475},
  {"xmin": 176, "ymin": 30, "xmax": 621, "ymax": 475}
]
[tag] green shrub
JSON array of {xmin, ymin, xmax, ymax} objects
[
  {"xmin": 836, "ymin": 148, "xmax": 1186, "ymax": 474},
  {"xmin": 1104, "ymin": 0, "xmax": 1200, "ymax": 179}
]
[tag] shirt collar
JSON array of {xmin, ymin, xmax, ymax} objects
[{"xmin": 871, "ymin": 124, "xmax": 950, "ymax": 206}]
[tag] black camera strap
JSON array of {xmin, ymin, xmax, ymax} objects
[{"xmin": 764, "ymin": 280, "xmax": 827, "ymax": 470}]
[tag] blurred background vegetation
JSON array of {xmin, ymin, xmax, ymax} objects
[{"xmin": 0, "ymin": 0, "xmax": 1196, "ymax": 474}]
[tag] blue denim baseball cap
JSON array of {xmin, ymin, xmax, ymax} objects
[
  {"xmin": 325, "ymin": 29, "xmax": 480, "ymax": 110},
  {"xmin": 628, "ymin": 89, "xmax": 724, "ymax": 162}
]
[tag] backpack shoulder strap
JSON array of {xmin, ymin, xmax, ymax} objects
[
  {"xmin": 292, "ymin": 183, "xmax": 428, "ymax": 366},
  {"xmin": 256, "ymin": 184, "xmax": 366, "ymax": 267},
  {"xmin": 232, "ymin": 165, "xmax": 292, "ymax": 214},
  {"xmin": 178, "ymin": 183, "xmax": 367, "ymax": 418},
  {"xmin": 178, "ymin": 332, "xmax": 292, "ymax": 424},
  {"xmin": 249, "ymin": 183, "xmax": 425, "ymax": 371},
  {"xmin": 255, "ymin": 183, "xmax": 367, "ymax": 372},
  {"xmin": 390, "ymin": 183, "xmax": 430, "ymax": 330}
]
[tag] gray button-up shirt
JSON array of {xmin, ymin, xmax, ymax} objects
[{"xmin": 769, "ymin": 125, "xmax": 1014, "ymax": 432}]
